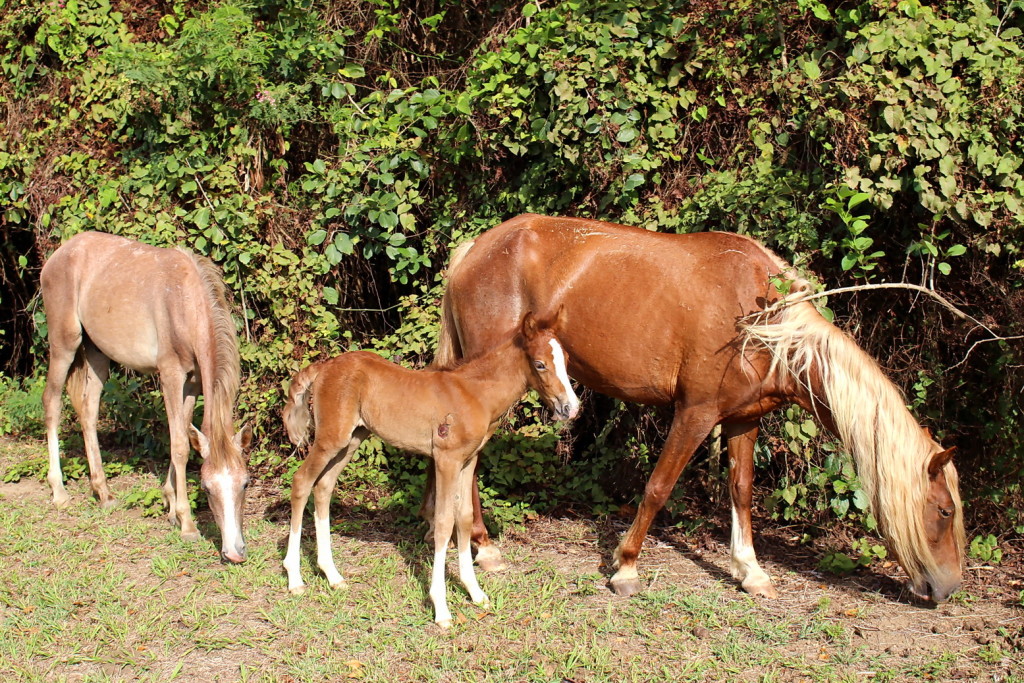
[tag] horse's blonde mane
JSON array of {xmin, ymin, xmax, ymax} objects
[
  {"xmin": 187, "ymin": 250, "xmax": 241, "ymax": 456},
  {"xmin": 743, "ymin": 299, "xmax": 965, "ymax": 587}
]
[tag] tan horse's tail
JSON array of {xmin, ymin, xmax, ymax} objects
[
  {"xmin": 432, "ymin": 240, "xmax": 475, "ymax": 369},
  {"xmin": 282, "ymin": 363, "xmax": 322, "ymax": 448}
]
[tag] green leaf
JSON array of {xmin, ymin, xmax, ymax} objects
[
  {"xmin": 323, "ymin": 286, "xmax": 339, "ymax": 305},
  {"xmin": 623, "ymin": 173, "xmax": 645, "ymax": 192},
  {"xmin": 307, "ymin": 229, "xmax": 328, "ymax": 246},
  {"xmin": 340, "ymin": 63, "xmax": 365, "ymax": 79},
  {"xmin": 801, "ymin": 59, "xmax": 821, "ymax": 80},
  {"xmin": 616, "ymin": 126, "xmax": 637, "ymax": 143}
]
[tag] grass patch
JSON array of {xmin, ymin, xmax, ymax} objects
[{"xmin": 0, "ymin": 437, "xmax": 1019, "ymax": 681}]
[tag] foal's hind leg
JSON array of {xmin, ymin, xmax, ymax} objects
[
  {"xmin": 724, "ymin": 421, "xmax": 777, "ymax": 598},
  {"xmin": 42, "ymin": 322, "xmax": 83, "ymax": 508},
  {"xmin": 310, "ymin": 430, "xmax": 365, "ymax": 590},
  {"xmin": 284, "ymin": 430, "xmax": 355, "ymax": 594},
  {"xmin": 68, "ymin": 343, "xmax": 114, "ymax": 508}
]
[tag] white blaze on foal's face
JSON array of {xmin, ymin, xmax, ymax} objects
[{"xmin": 547, "ymin": 338, "xmax": 579, "ymax": 420}]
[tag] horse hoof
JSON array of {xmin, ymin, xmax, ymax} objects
[
  {"xmin": 474, "ymin": 545, "xmax": 507, "ymax": 573},
  {"xmin": 180, "ymin": 530, "xmax": 201, "ymax": 543},
  {"xmin": 99, "ymin": 497, "xmax": 118, "ymax": 510},
  {"xmin": 52, "ymin": 493, "xmax": 71, "ymax": 509},
  {"xmin": 289, "ymin": 585, "xmax": 306, "ymax": 596},
  {"xmin": 475, "ymin": 597, "xmax": 491, "ymax": 610},
  {"xmin": 329, "ymin": 580, "xmax": 348, "ymax": 591},
  {"xmin": 610, "ymin": 577, "xmax": 643, "ymax": 597},
  {"xmin": 435, "ymin": 618, "xmax": 452, "ymax": 629},
  {"xmin": 741, "ymin": 578, "xmax": 778, "ymax": 599}
]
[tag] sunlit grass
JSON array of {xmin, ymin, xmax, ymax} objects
[{"xmin": 0, "ymin": 437, "xmax": 1018, "ymax": 682}]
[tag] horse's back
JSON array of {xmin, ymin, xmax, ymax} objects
[
  {"xmin": 311, "ymin": 351, "xmax": 475, "ymax": 456},
  {"xmin": 446, "ymin": 215, "xmax": 788, "ymax": 403},
  {"xmin": 41, "ymin": 232, "xmax": 205, "ymax": 372}
]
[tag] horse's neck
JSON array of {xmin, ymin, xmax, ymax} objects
[{"xmin": 450, "ymin": 339, "xmax": 529, "ymax": 421}]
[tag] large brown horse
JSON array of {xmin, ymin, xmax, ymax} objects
[
  {"xmin": 41, "ymin": 232, "xmax": 252, "ymax": 563},
  {"xmin": 432, "ymin": 214, "xmax": 965, "ymax": 602},
  {"xmin": 282, "ymin": 312, "xmax": 578, "ymax": 627}
]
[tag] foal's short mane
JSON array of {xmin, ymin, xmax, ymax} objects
[
  {"xmin": 186, "ymin": 250, "xmax": 241, "ymax": 455},
  {"xmin": 742, "ymin": 298, "xmax": 966, "ymax": 586}
]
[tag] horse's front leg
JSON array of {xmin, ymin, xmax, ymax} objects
[
  {"xmin": 163, "ymin": 381, "xmax": 198, "ymax": 529},
  {"xmin": 725, "ymin": 421, "xmax": 777, "ymax": 598},
  {"xmin": 429, "ymin": 455, "xmax": 460, "ymax": 628},
  {"xmin": 423, "ymin": 443, "xmax": 506, "ymax": 573},
  {"xmin": 455, "ymin": 453, "xmax": 489, "ymax": 608},
  {"xmin": 163, "ymin": 372, "xmax": 199, "ymax": 540},
  {"xmin": 610, "ymin": 406, "xmax": 716, "ymax": 596}
]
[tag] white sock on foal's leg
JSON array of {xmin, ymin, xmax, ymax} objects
[{"xmin": 315, "ymin": 512, "xmax": 346, "ymax": 589}]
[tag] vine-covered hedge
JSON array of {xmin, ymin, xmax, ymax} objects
[{"xmin": 1, "ymin": 0, "xmax": 1022, "ymax": 538}]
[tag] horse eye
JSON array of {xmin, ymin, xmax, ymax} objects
[
  {"xmin": 200, "ymin": 480, "xmax": 209, "ymax": 492},
  {"xmin": 939, "ymin": 507, "xmax": 952, "ymax": 519},
  {"xmin": 534, "ymin": 360, "xmax": 547, "ymax": 371},
  {"xmin": 242, "ymin": 479, "xmax": 251, "ymax": 490}
]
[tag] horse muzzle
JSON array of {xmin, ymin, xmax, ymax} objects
[
  {"xmin": 908, "ymin": 574, "xmax": 960, "ymax": 604},
  {"xmin": 552, "ymin": 399, "xmax": 580, "ymax": 422},
  {"xmin": 221, "ymin": 542, "xmax": 247, "ymax": 564}
]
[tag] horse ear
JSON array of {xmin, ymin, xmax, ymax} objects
[
  {"xmin": 553, "ymin": 303, "xmax": 566, "ymax": 328},
  {"xmin": 189, "ymin": 424, "xmax": 209, "ymax": 459},
  {"xmin": 235, "ymin": 422, "xmax": 253, "ymax": 452},
  {"xmin": 922, "ymin": 426, "xmax": 932, "ymax": 439},
  {"xmin": 927, "ymin": 446, "xmax": 956, "ymax": 479},
  {"xmin": 521, "ymin": 311, "xmax": 539, "ymax": 340}
]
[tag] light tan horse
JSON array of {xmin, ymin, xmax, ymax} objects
[
  {"xmin": 433, "ymin": 214, "xmax": 965, "ymax": 603},
  {"xmin": 282, "ymin": 312, "xmax": 579, "ymax": 627},
  {"xmin": 41, "ymin": 232, "xmax": 252, "ymax": 563}
]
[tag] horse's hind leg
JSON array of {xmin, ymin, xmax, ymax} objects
[
  {"xmin": 68, "ymin": 342, "xmax": 114, "ymax": 508},
  {"xmin": 610, "ymin": 405, "xmax": 716, "ymax": 597},
  {"xmin": 42, "ymin": 311, "xmax": 84, "ymax": 507},
  {"xmin": 284, "ymin": 425, "xmax": 355, "ymax": 593},
  {"xmin": 310, "ymin": 429, "xmax": 365, "ymax": 590},
  {"xmin": 724, "ymin": 421, "xmax": 777, "ymax": 598}
]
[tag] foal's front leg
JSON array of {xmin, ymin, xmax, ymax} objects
[
  {"xmin": 163, "ymin": 372, "xmax": 200, "ymax": 540},
  {"xmin": 455, "ymin": 454, "xmax": 489, "ymax": 609},
  {"xmin": 429, "ymin": 456, "xmax": 459, "ymax": 628}
]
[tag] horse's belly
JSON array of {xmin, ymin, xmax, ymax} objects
[{"xmin": 79, "ymin": 309, "xmax": 162, "ymax": 373}]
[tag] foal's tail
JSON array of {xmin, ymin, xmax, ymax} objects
[
  {"xmin": 432, "ymin": 240, "xmax": 475, "ymax": 369},
  {"xmin": 282, "ymin": 363, "xmax": 322, "ymax": 448}
]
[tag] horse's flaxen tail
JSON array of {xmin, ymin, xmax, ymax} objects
[
  {"xmin": 431, "ymin": 240, "xmax": 475, "ymax": 369},
  {"xmin": 282, "ymin": 363, "xmax": 322, "ymax": 448}
]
